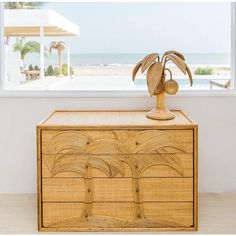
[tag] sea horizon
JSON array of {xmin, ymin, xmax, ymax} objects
[{"xmin": 24, "ymin": 53, "xmax": 231, "ymax": 67}]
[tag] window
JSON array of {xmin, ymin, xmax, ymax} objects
[{"xmin": 0, "ymin": 2, "xmax": 233, "ymax": 93}]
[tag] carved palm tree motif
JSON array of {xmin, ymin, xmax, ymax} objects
[
  {"xmin": 45, "ymin": 151, "xmax": 124, "ymax": 218},
  {"xmin": 45, "ymin": 130, "xmax": 185, "ymax": 227},
  {"xmin": 112, "ymin": 130, "xmax": 184, "ymax": 219}
]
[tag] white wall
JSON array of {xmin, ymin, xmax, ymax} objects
[{"xmin": 0, "ymin": 95, "xmax": 236, "ymax": 193}]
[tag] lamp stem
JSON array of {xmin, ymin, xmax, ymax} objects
[
  {"xmin": 156, "ymin": 91, "xmax": 166, "ymax": 110},
  {"xmin": 146, "ymin": 74, "xmax": 175, "ymax": 120}
]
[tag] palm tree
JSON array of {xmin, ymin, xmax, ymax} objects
[
  {"xmin": 13, "ymin": 38, "xmax": 40, "ymax": 66},
  {"xmin": 4, "ymin": 2, "xmax": 45, "ymax": 9},
  {"xmin": 49, "ymin": 41, "xmax": 65, "ymax": 76}
]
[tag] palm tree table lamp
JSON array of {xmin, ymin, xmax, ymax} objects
[{"xmin": 132, "ymin": 50, "xmax": 193, "ymax": 120}]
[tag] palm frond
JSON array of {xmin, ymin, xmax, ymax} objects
[
  {"xmin": 141, "ymin": 53, "xmax": 159, "ymax": 73},
  {"xmin": 164, "ymin": 54, "xmax": 187, "ymax": 74},
  {"xmin": 138, "ymin": 153, "xmax": 184, "ymax": 177},
  {"xmin": 132, "ymin": 61, "xmax": 142, "ymax": 81},
  {"xmin": 162, "ymin": 50, "xmax": 185, "ymax": 62},
  {"xmin": 49, "ymin": 41, "xmax": 65, "ymax": 53},
  {"xmin": 88, "ymin": 156, "xmax": 111, "ymax": 176},
  {"xmin": 13, "ymin": 38, "xmax": 43, "ymax": 60},
  {"xmin": 146, "ymin": 62, "xmax": 163, "ymax": 96},
  {"xmin": 186, "ymin": 65, "xmax": 193, "ymax": 86},
  {"xmin": 98, "ymin": 156, "xmax": 125, "ymax": 177}
]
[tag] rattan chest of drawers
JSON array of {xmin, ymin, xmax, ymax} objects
[{"xmin": 37, "ymin": 110, "xmax": 198, "ymax": 232}]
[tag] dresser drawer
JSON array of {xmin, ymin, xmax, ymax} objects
[
  {"xmin": 42, "ymin": 129, "xmax": 193, "ymax": 155},
  {"xmin": 42, "ymin": 153, "xmax": 193, "ymax": 178},
  {"xmin": 42, "ymin": 177, "xmax": 193, "ymax": 202},
  {"xmin": 42, "ymin": 202, "xmax": 193, "ymax": 228}
]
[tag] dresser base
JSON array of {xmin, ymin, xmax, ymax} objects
[{"xmin": 39, "ymin": 227, "xmax": 197, "ymax": 232}]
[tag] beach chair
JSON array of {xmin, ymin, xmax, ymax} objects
[{"xmin": 209, "ymin": 79, "xmax": 231, "ymax": 90}]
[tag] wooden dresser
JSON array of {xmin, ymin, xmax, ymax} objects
[{"xmin": 37, "ymin": 110, "xmax": 198, "ymax": 232}]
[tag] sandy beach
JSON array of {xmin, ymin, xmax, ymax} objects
[
  {"xmin": 13, "ymin": 64, "xmax": 230, "ymax": 91},
  {"xmin": 73, "ymin": 65, "xmax": 230, "ymax": 77}
]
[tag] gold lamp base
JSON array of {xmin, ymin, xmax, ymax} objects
[
  {"xmin": 146, "ymin": 91, "xmax": 175, "ymax": 121},
  {"xmin": 146, "ymin": 108, "xmax": 175, "ymax": 120}
]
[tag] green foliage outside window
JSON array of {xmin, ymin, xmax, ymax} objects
[{"xmin": 194, "ymin": 67, "xmax": 213, "ymax": 75}]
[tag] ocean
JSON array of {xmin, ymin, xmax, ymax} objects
[{"xmin": 24, "ymin": 53, "xmax": 230, "ymax": 67}]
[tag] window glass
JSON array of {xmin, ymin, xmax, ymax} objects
[{"xmin": 3, "ymin": 2, "xmax": 231, "ymax": 91}]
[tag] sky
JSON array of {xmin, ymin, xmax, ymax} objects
[{"xmin": 44, "ymin": 2, "xmax": 230, "ymax": 54}]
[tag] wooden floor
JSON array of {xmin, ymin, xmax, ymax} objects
[{"xmin": 0, "ymin": 193, "xmax": 235, "ymax": 234}]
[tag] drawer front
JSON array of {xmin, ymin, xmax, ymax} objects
[
  {"xmin": 42, "ymin": 202, "xmax": 193, "ymax": 228},
  {"xmin": 42, "ymin": 129, "xmax": 193, "ymax": 155},
  {"xmin": 42, "ymin": 177, "xmax": 193, "ymax": 202},
  {"xmin": 39, "ymin": 128, "xmax": 195, "ymax": 230},
  {"xmin": 42, "ymin": 154, "xmax": 193, "ymax": 178}
]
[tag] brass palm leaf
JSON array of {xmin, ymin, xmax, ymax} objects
[
  {"xmin": 165, "ymin": 54, "xmax": 187, "ymax": 74},
  {"xmin": 186, "ymin": 65, "xmax": 193, "ymax": 86},
  {"xmin": 162, "ymin": 50, "xmax": 185, "ymax": 61},
  {"xmin": 132, "ymin": 61, "xmax": 142, "ymax": 81},
  {"xmin": 146, "ymin": 62, "xmax": 163, "ymax": 96},
  {"xmin": 141, "ymin": 53, "xmax": 159, "ymax": 73}
]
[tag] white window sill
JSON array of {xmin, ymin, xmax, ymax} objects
[{"xmin": 0, "ymin": 89, "xmax": 236, "ymax": 98}]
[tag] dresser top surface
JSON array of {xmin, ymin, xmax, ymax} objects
[{"xmin": 38, "ymin": 110, "xmax": 197, "ymax": 129}]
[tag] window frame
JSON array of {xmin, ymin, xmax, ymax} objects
[{"xmin": 0, "ymin": 2, "xmax": 236, "ymax": 98}]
